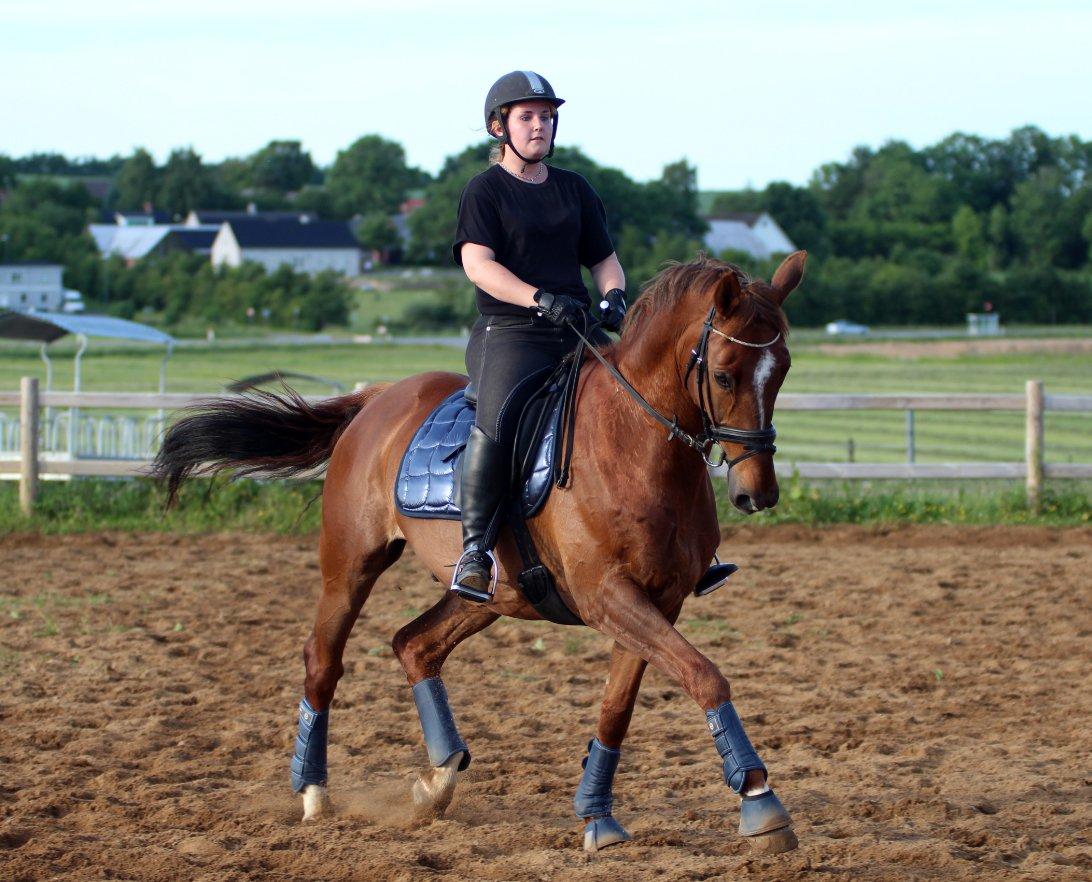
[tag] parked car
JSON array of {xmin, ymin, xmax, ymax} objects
[
  {"xmin": 62, "ymin": 289, "xmax": 85, "ymax": 313},
  {"xmin": 825, "ymin": 319, "xmax": 869, "ymax": 336}
]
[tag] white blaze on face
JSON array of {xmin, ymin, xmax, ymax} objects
[{"xmin": 752, "ymin": 349, "xmax": 776, "ymax": 426}]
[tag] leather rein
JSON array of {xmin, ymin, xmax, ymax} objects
[{"xmin": 565, "ymin": 306, "xmax": 780, "ymax": 470}]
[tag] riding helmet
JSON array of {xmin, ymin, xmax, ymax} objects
[{"xmin": 484, "ymin": 70, "xmax": 565, "ymax": 159}]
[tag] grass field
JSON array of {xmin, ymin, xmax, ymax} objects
[{"xmin": 1, "ymin": 339, "xmax": 1089, "ymax": 466}]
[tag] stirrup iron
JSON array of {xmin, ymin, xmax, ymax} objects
[
  {"xmin": 695, "ymin": 554, "xmax": 739, "ymax": 597},
  {"xmin": 449, "ymin": 547, "xmax": 499, "ymax": 603}
]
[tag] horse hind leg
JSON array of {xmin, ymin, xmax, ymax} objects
[
  {"xmin": 391, "ymin": 593, "xmax": 498, "ymax": 821},
  {"xmin": 294, "ymin": 528, "xmax": 406, "ymax": 822}
]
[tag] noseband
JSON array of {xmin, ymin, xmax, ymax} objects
[{"xmin": 568, "ymin": 306, "xmax": 780, "ymax": 470}]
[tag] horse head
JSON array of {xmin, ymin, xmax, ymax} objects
[{"xmin": 698, "ymin": 251, "xmax": 805, "ymax": 513}]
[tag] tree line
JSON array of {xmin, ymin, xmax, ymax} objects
[{"xmin": 1, "ymin": 124, "xmax": 1090, "ymax": 329}]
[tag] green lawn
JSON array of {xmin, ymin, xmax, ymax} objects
[{"xmin": 1, "ymin": 339, "xmax": 1088, "ymax": 465}]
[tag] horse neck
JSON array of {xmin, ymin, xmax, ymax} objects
[
  {"xmin": 584, "ymin": 314, "xmax": 707, "ymax": 478},
  {"xmin": 609, "ymin": 312, "xmax": 704, "ymax": 437}
]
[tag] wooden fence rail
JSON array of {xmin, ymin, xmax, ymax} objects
[{"xmin": 4, "ymin": 379, "xmax": 1090, "ymax": 514}]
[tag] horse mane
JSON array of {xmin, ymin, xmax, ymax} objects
[{"xmin": 620, "ymin": 253, "xmax": 789, "ymax": 340}]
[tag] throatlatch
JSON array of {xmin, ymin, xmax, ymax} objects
[
  {"xmin": 290, "ymin": 697, "xmax": 329, "ymax": 793},
  {"xmin": 574, "ymin": 738, "xmax": 631, "ymax": 852},
  {"xmin": 412, "ymin": 677, "xmax": 471, "ymax": 770}
]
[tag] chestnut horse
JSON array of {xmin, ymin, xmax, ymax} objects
[{"xmin": 152, "ymin": 251, "xmax": 806, "ymax": 854}]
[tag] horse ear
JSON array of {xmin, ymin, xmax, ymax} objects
[
  {"xmin": 713, "ymin": 269, "xmax": 744, "ymax": 315},
  {"xmin": 770, "ymin": 250, "xmax": 807, "ymax": 303}
]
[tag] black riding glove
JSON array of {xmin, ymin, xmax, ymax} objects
[
  {"xmin": 533, "ymin": 289, "xmax": 584, "ymax": 327},
  {"xmin": 598, "ymin": 288, "xmax": 627, "ymax": 332}
]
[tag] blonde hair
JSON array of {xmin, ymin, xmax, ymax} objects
[{"xmin": 487, "ymin": 104, "xmax": 557, "ymax": 165}]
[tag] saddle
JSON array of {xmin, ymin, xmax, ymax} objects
[{"xmin": 395, "ymin": 372, "xmax": 584, "ymax": 626}]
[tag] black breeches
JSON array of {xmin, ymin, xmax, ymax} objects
[{"xmin": 465, "ymin": 314, "xmax": 579, "ymax": 447}]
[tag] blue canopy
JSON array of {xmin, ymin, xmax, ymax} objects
[{"xmin": 0, "ymin": 310, "xmax": 175, "ymax": 345}]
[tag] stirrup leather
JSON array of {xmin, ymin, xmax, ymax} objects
[{"xmin": 449, "ymin": 548, "xmax": 499, "ymax": 603}]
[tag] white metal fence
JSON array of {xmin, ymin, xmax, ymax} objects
[{"xmin": 3, "ymin": 380, "xmax": 1091, "ymax": 515}]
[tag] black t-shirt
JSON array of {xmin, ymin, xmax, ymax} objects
[{"xmin": 452, "ymin": 164, "xmax": 615, "ymax": 317}]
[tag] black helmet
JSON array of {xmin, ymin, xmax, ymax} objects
[{"xmin": 483, "ymin": 70, "xmax": 565, "ymax": 161}]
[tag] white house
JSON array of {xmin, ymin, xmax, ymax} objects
[
  {"xmin": 0, "ymin": 263, "xmax": 66, "ymax": 311},
  {"xmin": 703, "ymin": 212, "xmax": 796, "ymax": 260},
  {"xmin": 211, "ymin": 218, "xmax": 361, "ymax": 276}
]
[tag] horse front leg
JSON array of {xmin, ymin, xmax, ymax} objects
[
  {"xmin": 392, "ymin": 593, "xmax": 498, "ymax": 820},
  {"xmin": 584, "ymin": 581, "xmax": 798, "ymax": 854},
  {"xmin": 573, "ymin": 641, "xmax": 650, "ymax": 852}
]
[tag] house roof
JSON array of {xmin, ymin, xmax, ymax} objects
[
  {"xmin": 707, "ymin": 211, "xmax": 763, "ymax": 226},
  {"xmin": 225, "ymin": 218, "xmax": 359, "ymax": 249},
  {"xmin": 166, "ymin": 228, "xmax": 218, "ymax": 250},
  {"xmin": 88, "ymin": 224, "xmax": 171, "ymax": 259},
  {"xmin": 0, "ymin": 262, "xmax": 65, "ymax": 269},
  {"xmin": 89, "ymin": 224, "xmax": 219, "ymax": 259}
]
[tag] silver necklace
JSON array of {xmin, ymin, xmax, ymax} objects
[{"xmin": 502, "ymin": 161, "xmax": 546, "ymax": 184}]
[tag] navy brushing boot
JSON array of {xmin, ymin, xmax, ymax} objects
[
  {"xmin": 411, "ymin": 677, "xmax": 471, "ymax": 819},
  {"xmin": 706, "ymin": 701, "xmax": 795, "ymax": 843},
  {"xmin": 574, "ymin": 738, "xmax": 631, "ymax": 852},
  {"xmin": 290, "ymin": 697, "xmax": 331, "ymax": 820}
]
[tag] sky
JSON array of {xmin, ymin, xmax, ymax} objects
[{"xmin": 3, "ymin": 0, "xmax": 1091, "ymax": 190}]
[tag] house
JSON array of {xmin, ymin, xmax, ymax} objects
[
  {"xmin": 88, "ymin": 224, "xmax": 219, "ymax": 264},
  {"xmin": 0, "ymin": 263, "xmax": 66, "ymax": 311},
  {"xmin": 703, "ymin": 212, "xmax": 796, "ymax": 260},
  {"xmin": 210, "ymin": 218, "xmax": 361, "ymax": 276}
]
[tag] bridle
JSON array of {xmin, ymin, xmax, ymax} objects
[{"xmin": 566, "ymin": 305, "xmax": 781, "ymax": 470}]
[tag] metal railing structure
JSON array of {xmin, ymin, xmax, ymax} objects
[{"xmin": 3, "ymin": 380, "xmax": 1090, "ymax": 515}]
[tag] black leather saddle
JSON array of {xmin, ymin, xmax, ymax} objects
[{"xmin": 394, "ymin": 384, "xmax": 562, "ymax": 522}]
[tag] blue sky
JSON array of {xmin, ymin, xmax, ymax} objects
[{"xmin": 3, "ymin": 0, "xmax": 1090, "ymax": 189}]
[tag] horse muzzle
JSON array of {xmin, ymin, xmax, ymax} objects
[{"xmin": 727, "ymin": 467, "xmax": 779, "ymax": 515}]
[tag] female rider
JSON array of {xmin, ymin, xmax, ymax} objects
[{"xmin": 450, "ymin": 70, "xmax": 627, "ymax": 600}]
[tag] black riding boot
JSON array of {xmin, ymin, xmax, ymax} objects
[{"xmin": 452, "ymin": 426, "xmax": 511, "ymax": 602}]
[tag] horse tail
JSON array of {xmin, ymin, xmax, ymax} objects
[{"xmin": 151, "ymin": 383, "xmax": 391, "ymax": 506}]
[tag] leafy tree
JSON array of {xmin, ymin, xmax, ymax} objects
[
  {"xmin": 113, "ymin": 148, "xmax": 159, "ymax": 210},
  {"xmin": 986, "ymin": 204, "xmax": 1012, "ymax": 270},
  {"xmin": 157, "ymin": 148, "xmax": 216, "ymax": 217},
  {"xmin": 250, "ymin": 140, "xmax": 318, "ymax": 193},
  {"xmin": 356, "ymin": 211, "xmax": 401, "ymax": 253},
  {"xmin": 951, "ymin": 205, "xmax": 986, "ymax": 265},
  {"xmin": 1009, "ymin": 167, "xmax": 1069, "ymax": 265},
  {"xmin": 0, "ymin": 154, "xmax": 15, "ymax": 189},
  {"xmin": 327, "ymin": 135, "xmax": 419, "ymax": 218}
]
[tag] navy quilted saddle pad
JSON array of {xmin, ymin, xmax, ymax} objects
[{"xmin": 395, "ymin": 387, "xmax": 562, "ymax": 521}]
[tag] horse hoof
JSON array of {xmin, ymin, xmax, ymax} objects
[
  {"xmin": 747, "ymin": 825, "xmax": 798, "ymax": 855},
  {"xmin": 582, "ymin": 815, "xmax": 632, "ymax": 852},
  {"xmin": 301, "ymin": 784, "xmax": 331, "ymax": 821},
  {"xmin": 412, "ymin": 758, "xmax": 459, "ymax": 820}
]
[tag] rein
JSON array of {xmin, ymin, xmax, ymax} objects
[{"xmin": 562, "ymin": 305, "xmax": 779, "ymax": 472}]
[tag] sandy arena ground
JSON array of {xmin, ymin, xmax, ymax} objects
[{"xmin": 1, "ymin": 525, "xmax": 1089, "ymax": 881}]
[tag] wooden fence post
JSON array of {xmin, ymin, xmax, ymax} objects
[
  {"xmin": 1025, "ymin": 379, "xmax": 1044, "ymax": 512},
  {"xmin": 20, "ymin": 376, "xmax": 39, "ymax": 516}
]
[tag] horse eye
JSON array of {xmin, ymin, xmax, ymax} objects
[{"xmin": 714, "ymin": 371, "xmax": 733, "ymax": 391}]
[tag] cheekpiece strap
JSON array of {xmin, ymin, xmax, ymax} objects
[{"xmin": 706, "ymin": 701, "xmax": 767, "ymax": 794}]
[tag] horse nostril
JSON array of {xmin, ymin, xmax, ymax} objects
[{"xmin": 733, "ymin": 494, "xmax": 756, "ymax": 514}]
